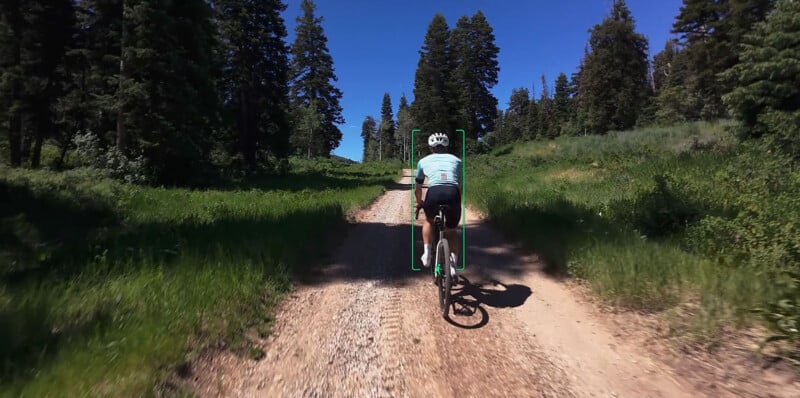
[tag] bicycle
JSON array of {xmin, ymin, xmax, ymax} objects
[{"xmin": 416, "ymin": 203, "xmax": 457, "ymax": 318}]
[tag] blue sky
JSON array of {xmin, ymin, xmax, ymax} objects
[{"xmin": 281, "ymin": 0, "xmax": 684, "ymax": 162}]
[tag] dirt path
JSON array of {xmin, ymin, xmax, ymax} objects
[{"xmin": 188, "ymin": 170, "xmax": 705, "ymax": 397}]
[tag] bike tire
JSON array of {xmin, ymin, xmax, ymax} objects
[
  {"xmin": 438, "ymin": 239, "xmax": 452, "ymax": 318},
  {"xmin": 431, "ymin": 221, "xmax": 440, "ymax": 284}
]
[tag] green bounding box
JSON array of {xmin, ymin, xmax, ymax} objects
[
  {"xmin": 455, "ymin": 129, "xmax": 466, "ymax": 271},
  {"xmin": 410, "ymin": 129, "xmax": 467, "ymax": 271},
  {"xmin": 411, "ymin": 129, "xmax": 422, "ymax": 271}
]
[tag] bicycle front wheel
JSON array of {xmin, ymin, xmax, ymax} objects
[{"xmin": 437, "ymin": 239, "xmax": 452, "ymax": 318}]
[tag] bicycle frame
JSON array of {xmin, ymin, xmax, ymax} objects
[
  {"xmin": 418, "ymin": 206, "xmax": 448, "ymax": 273},
  {"xmin": 417, "ymin": 204, "xmax": 455, "ymax": 318}
]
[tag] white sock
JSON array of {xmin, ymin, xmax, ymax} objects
[
  {"xmin": 451, "ymin": 252, "xmax": 457, "ymax": 265},
  {"xmin": 423, "ymin": 244, "xmax": 432, "ymax": 258}
]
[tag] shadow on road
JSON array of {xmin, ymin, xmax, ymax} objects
[
  {"xmin": 299, "ymin": 217, "xmax": 542, "ymax": 286},
  {"xmin": 384, "ymin": 181, "xmax": 413, "ymax": 191},
  {"xmin": 455, "ymin": 276, "xmax": 532, "ymax": 309},
  {"xmin": 292, "ymin": 211, "xmax": 541, "ymax": 331},
  {"xmin": 444, "ymin": 276, "xmax": 532, "ymax": 329},
  {"xmin": 446, "ymin": 295, "xmax": 489, "ymax": 329}
]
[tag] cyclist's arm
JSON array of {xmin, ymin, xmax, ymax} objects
[
  {"xmin": 414, "ymin": 161, "xmax": 425, "ymax": 206},
  {"xmin": 455, "ymin": 159, "xmax": 463, "ymax": 196}
]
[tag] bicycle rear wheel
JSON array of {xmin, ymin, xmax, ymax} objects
[
  {"xmin": 437, "ymin": 239, "xmax": 452, "ymax": 318},
  {"xmin": 431, "ymin": 219, "xmax": 441, "ymax": 283}
]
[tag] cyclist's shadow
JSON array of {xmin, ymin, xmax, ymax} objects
[{"xmin": 445, "ymin": 276, "xmax": 532, "ymax": 329}]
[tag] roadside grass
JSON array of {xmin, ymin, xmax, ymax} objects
[
  {"xmin": 468, "ymin": 121, "xmax": 793, "ymax": 338},
  {"xmin": 0, "ymin": 159, "xmax": 400, "ymax": 397}
]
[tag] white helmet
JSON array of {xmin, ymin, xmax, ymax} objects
[{"xmin": 428, "ymin": 132, "xmax": 449, "ymax": 147}]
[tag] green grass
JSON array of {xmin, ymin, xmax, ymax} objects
[
  {"xmin": 468, "ymin": 121, "xmax": 795, "ymax": 338},
  {"xmin": 0, "ymin": 159, "xmax": 400, "ymax": 397}
]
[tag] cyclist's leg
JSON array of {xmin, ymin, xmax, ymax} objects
[
  {"xmin": 422, "ymin": 185, "xmax": 444, "ymax": 243},
  {"xmin": 420, "ymin": 186, "xmax": 441, "ymax": 266},
  {"xmin": 422, "ymin": 217, "xmax": 433, "ymax": 246},
  {"xmin": 443, "ymin": 185, "xmax": 462, "ymax": 265},
  {"xmin": 445, "ymin": 227, "xmax": 459, "ymax": 261}
]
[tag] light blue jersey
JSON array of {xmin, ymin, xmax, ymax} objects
[{"xmin": 415, "ymin": 153, "xmax": 462, "ymax": 187}]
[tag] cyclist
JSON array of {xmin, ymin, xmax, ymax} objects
[{"xmin": 415, "ymin": 132, "xmax": 462, "ymax": 272}]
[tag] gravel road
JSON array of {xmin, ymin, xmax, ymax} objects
[{"xmin": 188, "ymin": 170, "xmax": 780, "ymax": 398}]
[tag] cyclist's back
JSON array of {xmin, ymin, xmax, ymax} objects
[
  {"xmin": 416, "ymin": 153, "xmax": 461, "ymax": 188},
  {"xmin": 416, "ymin": 151, "xmax": 461, "ymax": 231}
]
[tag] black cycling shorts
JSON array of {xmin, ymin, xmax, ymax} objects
[{"xmin": 423, "ymin": 184, "xmax": 461, "ymax": 229}]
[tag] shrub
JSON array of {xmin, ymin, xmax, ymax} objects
[
  {"xmin": 72, "ymin": 131, "xmax": 149, "ymax": 184},
  {"xmin": 611, "ymin": 173, "xmax": 704, "ymax": 238},
  {"xmin": 754, "ymin": 271, "xmax": 800, "ymax": 351},
  {"xmin": 491, "ymin": 143, "xmax": 514, "ymax": 157},
  {"xmin": 685, "ymin": 145, "xmax": 800, "ymax": 269}
]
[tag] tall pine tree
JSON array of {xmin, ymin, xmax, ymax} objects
[
  {"xmin": 501, "ymin": 88, "xmax": 529, "ymax": 143},
  {"xmin": 396, "ymin": 94, "xmax": 413, "ymax": 164},
  {"xmin": 119, "ymin": 0, "xmax": 221, "ymax": 184},
  {"xmin": 294, "ymin": 99, "xmax": 323, "ymax": 159},
  {"xmin": 672, "ymin": 0, "xmax": 774, "ymax": 119},
  {"xmin": 0, "ymin": 0, "xmax": 75, "ymax": 167},
  {"xmin": 537, "ymin": 75, "xmax": 557, "ymax": 139},
  {"xmin": 652, "ymin": 38, "xmax": 696, "ymax": 123},
  {"xmin": 53, "ymin": 2, "xmax": 94, "ymax": 169},
  {"xmin": 553, "ymin": 72, "xmax": 571, "ymax": 135},
  {"xmin": 489, "ymin": 107, "xmax": 503, "ymax": 146},
  {"xmin": 525, "ymin": 96, "xmax": 540, "ymax": 140},
  {"xmin": 411, "ymin": 14, "xmax": 455, "ymax": 156},
  {"xmin": 577, "ymin": 0, "xmax": 650, "ymax": 134},
  {"xmin": 72, "ymin": 0, "xmax": 123, "ymax": 150},
  {"xmin": 721, "ymin": 0, "xmax": 800, "ymax": 157},
  {"xmin": 289, "ymin": 0, "xmax": 344, "ymax": 157},
  {"xmin": 652, "ymin": 39, "xmax": 679, "ymax": 94},
  {"xmin": 378, "ymin": 93, "xmax": 396, "ymax": 160},
  {"xmin": 360, "ymin": 115, "xmax": 377, "ymax": 162},
  {"xmin": 566, "ymin": 50, "xmax": 589, "ymax": 135},
  {"xmin": 449, "ymin": 11, "xmax": 500, "ymax": 140},
  {"xmin": 217, "ymin": 0, "xmax": 292, "ymax": 172}
]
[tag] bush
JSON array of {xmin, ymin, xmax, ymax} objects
[
  {"xmin": 754, "ymin": 271, "xmax": 800, "ymax": 351},
  {"xmin": 465, "ymin": 137, "xmax": 491, "ymax": 155},
  {"xmin": 684, "ymin": 145, "xmax": 800, "ymax": 269},
  {"xmin": 72, "ymin": 131, "xmax": 149, "ymax": 184},
  {"xmin": 610, "ymin": 173, "xmax": 704, "ymax": 238},
  {"xmin": 491, "ymin": 143, "xmax": 514, "ymax": 157}
]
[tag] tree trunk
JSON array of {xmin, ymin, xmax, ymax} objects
[
  {"xmin": 31, "ymin": 124, "xmax": 44, "ymax": 168},
  {"xmin": 8, "ymin": 111, "xmax": 22, "ymax": 167},
  {"xmin": 116, "ymin": 0, "xmax": 128, "ymax": 152},
  {"xmin": 8, "ymin": 1, "xmax": 22, "ymax": 167},
  {"xmin": 239, "ymin": 88, "xmax": 256, "ymax": 172},
  {"xmin": 80, "ymin": 63, "xmax": 87, "ymax": 134},
  {"xmin": 31, "ymin": 102, "xmax": 50, "ymax": 168},
  {"xmin": 57, "ymin": 142, "xmax": 69, "ymax": 170},
  {"xmin": 32, "ymin": 74, "xmax": 57, "ymax": 169},
  {"xmin": 307, "ymin": 127, "xmax": 312, "ymax": 159},
  {"xmin": 238, "ymin": 89, "xmax": 246, "ymax": 166},
  {"xmin": 20, "ymin": 116, "xmax": 31, "ymax": 166}
]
